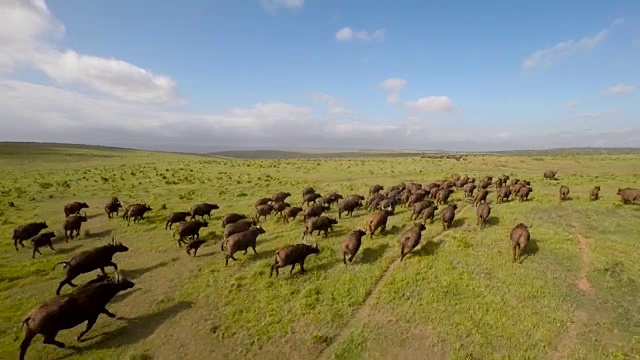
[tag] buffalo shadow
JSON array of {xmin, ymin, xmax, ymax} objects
[
  {"xmin": 74, "ymin": 301, "xmax": 194, "ymax": 352},
  {"xmin": 121, "ymin": 258, "xmax": 177, "ymax": 280},
  {"xmin": 84, "ymin": 229, "xmax": 113, "ymax": 240},
  {"xmin": 413, "ymin": 240, "xmax": 443, "ymax": 257},
  {"xmin": 52, "ymin": 244, "xmax": 83, "ymax": 255},
  {"xmin": 86, "ymin": 213, "xmax": 102, "ymax": 220},
  {"xmin": 485, "ymin": 216, "xmax": 500, "ymax": 226},
  {"xmin": 450, "ymin": 218, "xmax": 465, "ymax": 229},
  {"xmin": 358, "ymin": 242, "xmax": 390, "ymax": 264}
]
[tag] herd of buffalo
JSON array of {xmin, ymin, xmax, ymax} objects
[{"xmin": 9, "ymin": 169, "xmax": 640, "ymax": 359}]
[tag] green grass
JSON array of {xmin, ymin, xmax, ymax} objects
[{"xmin": 1, "ymin": 143, "xmax": 639, "ymax": 359}]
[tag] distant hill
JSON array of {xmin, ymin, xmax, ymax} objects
[{"xmin": 209, "ymin": 150, "xmax": 432, "ymax": 159}]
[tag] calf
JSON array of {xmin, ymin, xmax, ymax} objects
[
  {"xmin": 476, "ymin": 203, "xmax": 491, "ymax": 228},
  {"xmin": 223, "ymin": 226, "xmax": 266, "ymax": 266},
  {"xmin": 440, "ymin": 203, "xmax": 458, "ymax": 230},
  {"xmin": 221, "ymin": 213, "xmax": 247, "ymax": 227},
  {"xmin": 12, "ymin": 221, "xmax": 48, "ymax": 251},
  {"xmin": 19, "ymin": 273, "xmax": 135, "ymax": 360},
  {"xmin": 54, "ymin": 238, "xmax": 129, "ymax": 295},
  {"xmin": 559, "ymin": 185, "xmax": 570, "ymax": 201},
  {"xmin": 340, "ymin": 229, "xmax": 367, "ymax": 265},
  {"xmin": 63, "ymin": 214, "xmax": 87, "ymax": 241},
  {"xmin": 367, "ymin": 207, "xmax": 394, "ymax": 238},
  {"xmin": 224, "ymin": 219, "xmax": 257, "ymax": 239},
  {"xmin": 510, "ymin": 223, "xmax": 531, "ymax": 263},
  {"xmin": 255, "ymin": 204, "xmax": 274, "ymax": 221},
  {"xmin": 64, "ymin": 201, "xmax": 89, "ymax": 218},
  {"xmin": 190, "ymin": 203, "xmax": 219, "ymax": 220},
  {"xmin": 104, "ymin": 197, "xmax": 122, "ymax": 219},
  {"xmin": 589, "ymin": 186, "xmax": 601, "ymax": 201},
  {"xmin": 126, "ymin": 203, "xmax": 152, "ymax": 226},
  {"xmin": 166, "ymin": 211, "xmax": 191, "ymax": 230},
  {"xmin": 174, "ymin": 220, "xmax": 209, "ymax": 247},
  {"xmin": 304, "ymin": 216, "xmax": 338, "ymax": 237},
  {"xmin": 399, "ymin": 223, "xmax": 427, "ymax": 261},
  {"xmin": 186, "ymin": 239, "xmax": 206, "ymax": 257},
  {"xmin": 269, "ymin": 243, "xmax": 320, "ymax": 277},
  {"xmin": 338, "ymin": 198, "xmax": 362, "ymax": 219},
  {"xmin": 30, "ymin": 232, "xmax": 57, "ymax": 259},
  {"xmin": 282, "ymin": 206, "xmax": 304, "ymax": 223}
]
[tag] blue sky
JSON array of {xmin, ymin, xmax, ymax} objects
[{"xmin": 0, "ymin": 0, "xmax": 638, "ymax": 151}]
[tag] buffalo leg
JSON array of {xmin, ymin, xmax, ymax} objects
[
  {"xmin": 289, "ymin": 264, "xmax": 296, "ymax": 275},
  {"xmin": 102, "ymin": 308, "xmax": 117, "ymax": 318},
  {"xmin": 49, "ymin": 243, "xmax": 55, "ymax": 251},
  {"xmin": 14, "ymin": 239, "xmax": 20, "ymax": 251},
  {"xmin": 33, "ymin": 247, "xmax": 42, "ymax": 259},
  {"xmin": 243, "ymin": 249, "xmax": 248, "ymax": 255},
  {"xmin": 299, "ymin": 261, "xmax": 306, "ymax": 274},
  {"xmin": 76, "ymin": 316, "xmax": 98, "ymax": 341},
  {"xmin": 348, "ymin": 253, "xmax": 356, "ymax": 263},
  {"xmin": 511, "ymin": 245, "xmax": 517, "ymax": 263},
  {"xmin": 42, "ymin": 332, "xmax": 65, "ymax": 348},
  {"xmin": 19, "ymin": 328, "xmax": 36, "ymax": 360},
  {"xmin": 107, "ymin": 261, "xmax": 118, "ymax": 271},
  {"xmin": 343, "ymin": 253, "xmax": 347, "ymax": 265},
  {"xmin": 99, "ymin": 267, "xmax": 107, "ymax": 275},
  {"xmin": 251, "ymin": 246, "xmax": 257, "ymax": 254}
]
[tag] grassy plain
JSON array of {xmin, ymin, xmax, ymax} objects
[{"xmin": 0, "ymin": 143, "xmax": 639, "ymax": 360}]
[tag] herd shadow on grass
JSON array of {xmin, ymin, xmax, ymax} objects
[
  {"xmin": 83, "ymin": 229, "xmax": 113, "ymax": 240},
  {"xmin": 120, "ymin": 258, "xmax": 178, "ymax": 280},
  {"xmin": 60, "ymin": 301, "xmax": 194, "ymax": 356},
  {"xmin": 517, "ymin": 238, "xmax": 540, "ymax": 264}
]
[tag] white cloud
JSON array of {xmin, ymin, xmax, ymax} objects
[
  {"xmin": 568, "ymin": 109, "xmax": 617, "ymax": 120},
  {"xmin": 0, "ymin": 0, "xmax": 179, "ymax": 104},
  {"xmin": 260, "ymin": 0, "xmax": 304, "ymax": 14},
  {"xmin": 335, "ymin": 27, "xmax": 386, "ymax": 43},
  {"xmin": 522, "ymin": 18, "xmax": 624, "ymax": 70},
  {"xmin": 379, "ymin": 78, "xmax": 455, "ymax": 112},
  {"xmin": 309, "ymin": 92, "xmax": 355, "ymax": 115},
  {"xmin": 600, "ymin": 83, "xmax": 635, "ymax": 95},
  {"xmin": 564, "ymin": 100, "xmax": 580, "ymax": 109},
  {"xmin": 1, "ymin": 80, "xmax": 638, "ymax": 152}
]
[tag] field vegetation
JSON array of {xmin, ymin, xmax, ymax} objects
[{"xmin": 1, "ymin": 143, "xmax": 639, "ymax": 359}]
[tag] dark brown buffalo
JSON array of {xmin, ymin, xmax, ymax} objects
[
  {"xmin": 338, "ymin": 198, "xmax": 362, "ymax": 219},
  {"xmin": 223, "ymin": 219, "xmax": 258, "ymax": 239},
  {"xmin": 429, "ymin": 186, "xmax": 441, "ymax": 200},
  {"xmin": 12, "ymin": 221, "xmax": 48, "ymax": 251},
  {"xmin": 559, "ymin": 185, "xmax": 570, "ymax": 201},
  {"xmin": 302, "ymin": 187, "xmax": 316, "ymax": 197},
  {"xmin": 510, "ymin": 223, "xmax": 531, "ymax": 263},
  {"xmin": 223, "ymin": 226, "xmax": 266, "ymax": 266},
  {"xmin": 190, "ymin": 203, "xmax": 219, "ymax": 220},
  {"xmin": 410, "ymin": 200, "xmax": 434, "ymax": 220},
  {"xmin": 185, "ymin": 239, "xmax": 206, "ymax": 257},
  {"xmin": 496, "ymin": 186, "xmax": 511, "ymax": 203},
  {"xmin": 54, "ymin": 238, "xmax": 129, "ymax": 295},
  {"xmin": 369, "ymin": 184, "xmax": 384, "ymax": 195},
  {"xmin": 367, "ymin": 207, "xmax": 394, "ymax": 238},
  {"xmin": 19, "ymin": 273, "xmax": 135, "ymax": 360},
  {"xmin": 518, "ymin": 186, "xmax": 533, "ymax": 202},
  {"xmin": 304, "ymin": 216, "xmax": 338, "ymax": 237},
  {"xmin": 174, "ymin": 220, "xmax": 208, "ymax": 246},
  {"xmin": 272, "ymin": 192, "xmax": 291, "ymax": 203},
  {"xmin": 303, "ymin": 204, "xmax": 329, "ymax": 221},
  {"xmin": 269, "ymin": 243, "xmax": 320, "ymax": 277},
  {"xmin": 476, "ymin": 203, "xmax": 491, "ymax": 228},
  {"xmin": 302, "ymin": 193, "xmax": 322, "ymax": 206},
  {"xmin": 399, "ymin": 223, "xmax": 427, "ymax": 261},
  {"xmin": 255, "ymin": 197, "xmax": 272, "ymax": 207},
  {"xmin": 345, "ymin": 194, "xmax": 365, "ymax": 202},
  {"xmin": 543, "ymin": 170, "xmax": 557, "ymax": 180},
  {"xmin": 221, "ymin": 213, "xmax": 247, "ymax": 227},
  {"xmin": 165, "ymin": 211, "xmax": 191, "ymax": 230},
  {"xmin": 366, "ymin": 193, "xmax": 386, "ymax": 211},
  {"xmin": 272, "ymin": 202, "xmax": 291, "ymax": 217},
  {"xmin": 63, "ymin": 214, "xmax": 87, "ymax": 241},
  {"xmin": 63, "ymin": 201, "xmax": 89, "ymax": 218},
  {"xmin": 407, "ymin": 191, "xmax": 428, "ymax": 207},
  {"xmin": 473, "ymin": 189, "xmax": 489, "ymax": 206},
  {"xmin": 255, "ymin": 204, "xmax": 274, "ymax": 221},
  {"xmin": 104, "ymin": 197, "xmax": 122, "ymax": 219},
  {"xmin": 436, "ymin": 188, "xmax": 454, "ymax": 205},
  {"xmin": 440, "ymin": 203, "xmax": 458, "ymax": 230},
  {"xmin": 419, "ymin": 205, "xmax": 438, "ymax": 223},
  {"xmin": 463, "ymin": 183, "xmax": 476, "ymax": 197},
  {"xmin": 617, "ymin": 188, "xmax": 640, "ymax": 204},
  {"xmin": 589, "ymin": 186, "xmax": 601, "ymax": 201},
  {"xmin": 125, "ymin": 203, "xmax": 153, "ymax": 225},
  {"xmin": 283, "ymin": 206, "xmax": 304, "ymax": 223},
  {"xmin": 340, "ymin": 229, "xmax": 367, "ymax": 265},
  {"xmin": 30, "ymin": 232, "xmax": 57, "ymax": 259}
]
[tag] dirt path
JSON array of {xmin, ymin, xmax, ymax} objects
[
  {"xmin": 316, "ymin": 204, "xmax": 473, "ymax": 360},
  {"xmin": 549, "ymin": 219, "xmax": 594, "ymax": 359}
]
